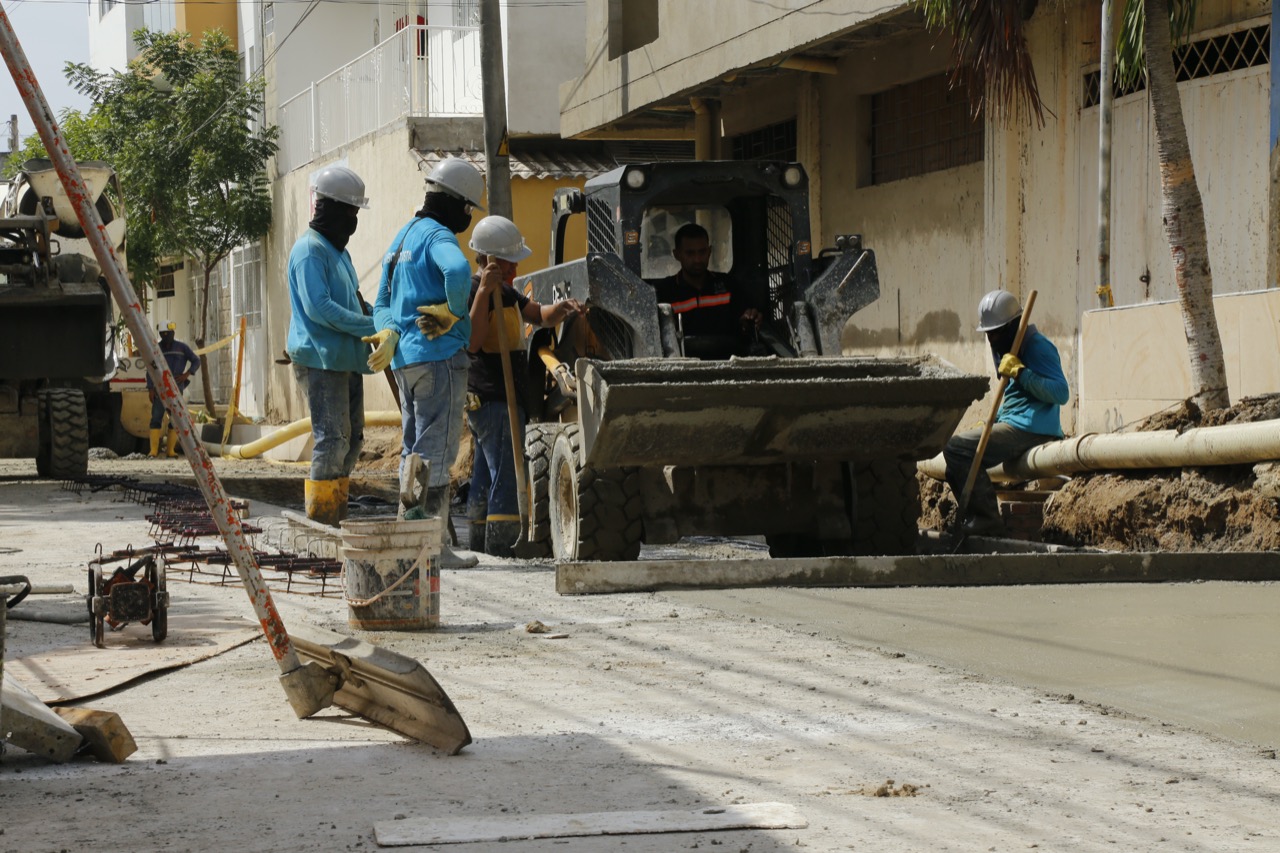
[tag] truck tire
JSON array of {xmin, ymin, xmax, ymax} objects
[
  {"xmin": 523, "ymin": 423, "xmax": 560, "ymax": 559},
  {"xmin": 548, "ymin": 423, "xmax": 643, "ymax": 561},
  {"xmin": 35, "ymin": 388, "xmax": 89, "ymax": 479},
  {"xmin": 853, "ymin": 459, "xmax": 920, "ymax": 555}
]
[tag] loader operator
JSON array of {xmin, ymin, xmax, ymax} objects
[
  {"xmin": 464, "ymin": 215, "xmax": 583, "ymax": 557},
  {"xmin": 285, "ymin": 165, "xmax": 376, "ymax": 527},
  {"xmin": 371, "ymin": 157, "xmax": 487, "ymax": 569},
  {"xmin": 654, "ymin": 223, "xmax": 762, "ymax": 360},
  {"xmin": 943, "ymin": 290, "xmax": 1069, "ymax": 536},
  {"xmin": 146, "ymin": 322, "xmax": 199, "ymax": 458}
]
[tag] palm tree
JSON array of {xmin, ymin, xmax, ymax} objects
[{"xmin": 919, "ymin": 0, "xmax": 1230, "ymax": 411}]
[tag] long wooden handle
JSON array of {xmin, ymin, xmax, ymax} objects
[
  {"xmin": 955, "ymin": 289, "xmax": 1038, "ymax": 522},
  {"xmin": 491, "ymin": 288, "xmax": 531, "ymax": 525}
]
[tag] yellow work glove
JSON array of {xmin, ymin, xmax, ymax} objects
[
  {"xmin": 998, "ymin": 353, "xmax": 1025, "ymax": 379},
  {"xmin": 416, "ymin": 303, "xmax": 461, "ymax": 340},
  {"xmin": 362, "ymin": 328, "xmax": 400, "ymax": 373}
]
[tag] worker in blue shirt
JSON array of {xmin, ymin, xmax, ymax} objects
[
  {"xmin": 146, "ymin": 322, "xmax": 199, "ymax": 458},
  {"xmin": 943, "ymin": 290, "xmax": 1070, "ymax": 536},
  {"xmin": 370, "ymin": 157, "xmax": 487, "ymax": 568},
  {"xmin": 285, "ymin": 165, "xmax": 376, "ymax": 526}
]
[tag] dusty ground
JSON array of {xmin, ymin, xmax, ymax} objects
[
  {"xmin": 2, "ymin": 460, "xmax": 1280, "ymax": 852},
  {"xmin": 922, "ymin": 395, "xmax": 1280, "ymax": 552}
]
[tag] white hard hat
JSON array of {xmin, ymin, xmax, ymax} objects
[
  {"xmin": 426, "ymin": 157, "xmax": 486, "ymax": 209},
  {"xmin": 976, "ymin": 289, "xmax": 1021, "ymax": 332},
  {"xmin": 157, "ymin": 321, "xmax": 176, "ymax": 334},
  {"xmin": 313, "ymin": 165, "xmax": 370, "ymax": 209},
  {"xmin": 468, "ymin": 215, "xmax": 532, "ymax": 263}
]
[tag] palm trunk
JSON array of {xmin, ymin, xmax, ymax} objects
[
  {"xmin": 197, "ymin": 263, "xmax": 221, "ymax": 422},
  {"xmin": 1143, "ymin": 0, "xmax": 1230, "ymax": 411}
]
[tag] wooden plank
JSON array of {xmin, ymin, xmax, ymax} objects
[
  {"xmin": 374, "ymin": 802, "xmax": 806, "ymax": 847},
  {"xmin": 53, "ymin": 707, "xmax": 137, "ymax": 763},
  {"xmin": 0, "ymin": 673, "xmax": 81, "ymax": 762},
  {"xmin": 556, "ymin": 551, "xmax": 1280, "ymax": 595}
]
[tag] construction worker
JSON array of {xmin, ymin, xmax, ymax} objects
[
  {"xmin": 286, "ymin": 164, "xmax": 377, "ymax": 526},
  {"xmin": 146, "ymin": 322, "xmax": 199, "ymax": 458},
  {"xmin": 371, "ymin": 157, "xmax": 486, "ymax": 568},
  {"xmin": 653, "ymin": 222, "xmax": 762, "ymax": 359},
  {"xmin": 464, "ymin": 215, "xmax": 582, "ymax": 556},
  {"xmin": 943, "ymin": 290, "xmax": 1070, "ymax": 535}
]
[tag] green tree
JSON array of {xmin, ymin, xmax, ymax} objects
[
  {"xmin": 67, "ymin": 28, "xmax": 278, "ymax": 419},
  {"xmin": 4, "ymin": 109, "xmax": 107, "ymax": 178},
  {"xmin": 919, "ymin": 0, "xmax": 1230, "ymax": 411}
]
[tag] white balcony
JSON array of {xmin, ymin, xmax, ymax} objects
[{"xmin": 276, "ymin": 25, "xmax": 483, "ymax": 175}]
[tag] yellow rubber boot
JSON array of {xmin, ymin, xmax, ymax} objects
[
  {"xmin": 304, "ymin": 479, "xmax": 343, "ymax": 527},
  {"xmin": 166, "ymin": 429, "xmax": 180, "ymax": 458},
  {"xmin": 335, "ymin": 477, "xmax": 350, "ymax": 522},
  {"xmin": 148, "ymin": 429, "xmax": 162, "ymax": 457}
]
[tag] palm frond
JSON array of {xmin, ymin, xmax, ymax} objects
[{"xmin": 1115, "ymin": 0, "xmax": 1199, "ymax": 89}]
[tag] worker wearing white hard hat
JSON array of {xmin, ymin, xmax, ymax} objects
[
  {"xmin": 461, "ymin": 216, "xmax": 582, "ymax": 557},
  {"xmin": 942, "ymin": 290, "xmax": 1070, "ymax": 536},
  {"xmin": 285, "ymin": 164, "xmax": 377, "ymax": 526},
  {"xmin": 146, "ymin": 322, "xmax": 199, "ymax": 458},
  {"xmin": 371, "ymin": 156, "xmax": 487, "ymax": 568}
]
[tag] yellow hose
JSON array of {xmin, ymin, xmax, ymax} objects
[{"xmin": 201, "ymin": 411, "xmax": 402, "ymax": 459}]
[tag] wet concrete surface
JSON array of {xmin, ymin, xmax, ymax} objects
[{"xmin": 666, "ymin": 581, "xmax": 1280, "ymax": 750}]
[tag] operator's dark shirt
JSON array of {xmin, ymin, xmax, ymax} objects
[
  {"xmin": 652, "ymin": 270, "xmax": 744, "ymax": 340},
  {"xmin": 145, "ymin": 339, "xmax": 200, "ymax": 392},
  {"xmin": 466, "ymin": 274, "xmax": 530, "ymax": 407}
]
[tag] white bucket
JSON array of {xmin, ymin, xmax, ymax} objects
[{"xmin": 341, "ymin": 519, "xmax": 441, "ymax": 631}]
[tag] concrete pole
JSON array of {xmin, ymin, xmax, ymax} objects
[
  {"xmin": 1096, "ymin": 0, "xmax": 1115, "ymax": 308},
  {"xmin": 1268, "ymin": 1, "xmax": 1280, "ymax": 289},
  {"xmin": 480, "ymin": 0, "xmax": 511, "ymax": 218}
]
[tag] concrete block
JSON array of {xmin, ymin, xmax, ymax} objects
[
  {"xmin": 1, "ymin": 673, "xmax": 81, "ymax": 762},
  {"xmin": 53, "ymin": 707, "xmax": 137, "ymax": 763}
]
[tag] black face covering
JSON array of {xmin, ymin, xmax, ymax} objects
[
  {"xmin": 310, "ymin": 198, "xmax": 360, "ymax": 251},
  {"xmin": 987, "ymin": 321, "xmax": 1021, "ymax": 363},
  {"xmin": 417, "ymin": 191, "xmax": 472, "ymax": 234}
]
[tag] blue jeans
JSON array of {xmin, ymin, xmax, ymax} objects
[
  {"xmin": 148, "ymin": 384, "xmax": 189, "ymax": 428},
  {"xmin": 394, "ymin": 350, "xmax": 468, "ymax": 490},
  {"xmin": 294, "ymin": 365, "xmax": 365, "ymax": 481},
  {"xmin": 468, "ymin": 400, "xmax": 524, "ymax": 516}
]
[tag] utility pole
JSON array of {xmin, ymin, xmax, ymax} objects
[
  {"xmin": 7, "ymin": 114, "xmax": 16, "ymax": 154},
  {"xmin": 479, "ymin": 0, "xmax": 511, "ymax": 218}
]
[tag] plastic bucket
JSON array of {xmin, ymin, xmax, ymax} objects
[{"xmin": 341, "ymin": 521, "xmax": 441, "ymax": 631}]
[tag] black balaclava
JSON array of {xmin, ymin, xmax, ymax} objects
[
  {"xmin": 310, "ymin": 197, "xmax": 360, "ymax": 251},
  {"xmin": 988, "ymin": 319, "xmax": 1023, "ymax": 364},
  {"xmin": 417, "ymin": 190, "xmax": 472, "ymax": 234}
]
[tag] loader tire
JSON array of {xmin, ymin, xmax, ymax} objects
[
  {"xmin": 36, "ymin": 388, "xmax": 89, "ymax": 480},
  {"xmin": 523, "ymin": 423, "xmax": 560, "ymax": 559},
  {"xmin": 549, "ymin": 423, "xmax": 643, "ymax": 562},
  {"xmin": 853, "ymin": 459, "xmax": 920, "ymax": 555}
]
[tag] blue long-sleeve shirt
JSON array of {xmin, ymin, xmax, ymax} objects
[
  {"xmin": 145, "ymin": 339, "xmax": 199, "ymax": 391},
  {"xmin": 373, "ymin": 216, "xmax": 472, "ymax": 369},
  {"xmin": 996, "ymin": 326, "xmax": 1069, "ymax": 438},
  {"xmin": 286, "ymin": 229, "xmax": 375, "ymax": 373}
]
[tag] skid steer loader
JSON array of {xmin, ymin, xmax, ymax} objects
[{"xmin": 516, "ymin": 161, "xmax": 987, "ymax": 561}]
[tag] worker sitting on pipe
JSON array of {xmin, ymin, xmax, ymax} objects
[
  {"xmin": 463, "ymin": 215, "xmax": 582, "ymax": 557},
  {"xmin": 652, "ymin": 223, "xmax": 763, "ymax": 360},
  {"xmin": 943, "ymin": 290, "xmax": 1069, "ymax": 536}
]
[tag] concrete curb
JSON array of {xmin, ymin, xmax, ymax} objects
[{"xmin": 556, "ymin": 551, "xmax": 1280, "ymax": 595}]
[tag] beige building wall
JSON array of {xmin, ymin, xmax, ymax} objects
[{"xmin": 176, "ymin": 0, "xmax": 238, "ymax": 46}]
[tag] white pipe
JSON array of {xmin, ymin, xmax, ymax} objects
[
  {"xmin": 201, "ymin": 411, "xmax": 402, "ymax": 459},
  {"xmin": 918, "ymin": 419, "xmax": 1280, "ymax": 483}
]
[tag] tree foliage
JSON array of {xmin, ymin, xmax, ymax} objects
[{"xmin": 3, "ymin": 108, "xmax": 108, "ymax": 178}]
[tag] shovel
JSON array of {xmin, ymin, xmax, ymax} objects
[
  {"xmin": 1, "ymin": 20, "xmax": 469, "ymax": 753},
  {"xmin": 490, "ymin": 286, "xmax": 544, "ymax": 558},
  {"xmin": 952, "ymin": 289, "xmax": 1038, "ymax": 553}
]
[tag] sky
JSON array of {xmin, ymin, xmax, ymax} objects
[{"xmin": 1, "ymin": 0, "xmax": 92, "ymax": 147}]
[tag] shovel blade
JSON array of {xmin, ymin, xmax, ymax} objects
[{"xmin": 290, "ymin": 624, "xmax": 472, "ymax": 755}]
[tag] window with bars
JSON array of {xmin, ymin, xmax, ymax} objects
[
  {"xmin": 731, "ymin": 119, "xmax": 798, "ymax": 162},
  {"xmin": 230, "ymin": 243, "xmax": 265, "ymax": 330},
  {"xmin": 1082, "ymin": 23, "xmax": 1270, "ymax": 108},
  {"xmin": 155, "ymin": 262, "xmax": 182, "ymax": 299},
  {"xmin": 870, "ymin": 73, "xmax": 983, "ymax": 186}
]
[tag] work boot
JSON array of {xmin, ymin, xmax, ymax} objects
[
  {"xmin": 304, "ymin": 478, "xmax": 343, "ymax": 527},
  {"xmin": 467, "ymin": 496, "xmax": 487, "ymax": 554},
  {"xmin": 422, "ymin": 485, "xmax": 479, "ymax": 568},
  {"xmin": 148, "ymin": 428, "xmax": 162, "ymax": 458},
  {"xmin": 165, "ymin": 428, "xmax": 180, "ymax": 458},
  {"xmin": 335, "ymin": 477, "xmax": 350, "ymax": 522},
  {"xmin": 961, "ymin": 513, "xmax": 1006, "ymax": 537},
  {"xmin": 484, "ymin": 519, "xmax": 521, "ymax": 559}
]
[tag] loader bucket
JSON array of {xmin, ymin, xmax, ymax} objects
[{"xmin": 576, "ymin": 355, "xmax": 988, "ymax": 469}]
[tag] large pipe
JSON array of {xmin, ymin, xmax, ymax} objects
[
  {"xmin": 919, "ymin": 419, "xmax": 1280, "ymax": 483},
  {"xmin": 202, "ymin": 411, "xmax": 402, "ymax": 459}
]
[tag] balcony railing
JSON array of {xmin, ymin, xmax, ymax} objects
[{"xmin": 277, "ymin": 25, "xmax": 482, "ymax": 175}]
